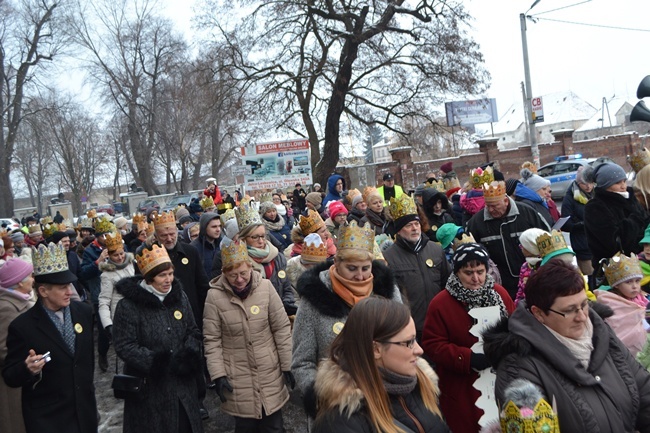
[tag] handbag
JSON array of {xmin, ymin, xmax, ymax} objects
[{"xmin": 111, "ymin": 358, "xmax": 145, "ymax": 399}]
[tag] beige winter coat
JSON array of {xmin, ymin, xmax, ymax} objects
[
  {"xmin": 204, "ymin": 270, "xmax": 292, "ymax": 418},
  {"xmin": 98, "ymin": 254, "xmax": 135, "ymax": 328}
]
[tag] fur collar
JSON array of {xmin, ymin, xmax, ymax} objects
[
  {"xmin": 296, "ymin": 260, "xmax": 397, "ymax": 318},
  {"xmin": 315, "ymin": 358, "xmax": 439, "ymax": 417},
  {"xmin": 99, "ymin": 253, "xmax": 135, "ymax": 272},
  {"xmin": 115, "ymin": 276, "xmax": 185, "ymax": 308}
]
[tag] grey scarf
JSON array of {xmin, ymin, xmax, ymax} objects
[{"xmin": 445, "ymin": 273, "xmax": 508, "ymax": 318}]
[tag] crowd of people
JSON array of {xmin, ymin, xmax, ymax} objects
[{"xmin": 3, "ymin": 154, "xmax": 650, "ymax": 433}]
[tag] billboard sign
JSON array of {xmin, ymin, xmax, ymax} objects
[
  {"xmin": 240, "ymin": 138, "xmax": 313, "ymax": 190},
  {"xmin": 445, "ymin": 98, "xmax": 498, "ymax": 126},
  {"xmin": 531, "ymin": 96, "xmax": 544, "ymax": 123}
]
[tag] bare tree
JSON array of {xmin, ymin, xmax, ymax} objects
[
  {"xmin": 0, "ymin": 0, "xmax": 65, "ymax": 215},
  {"xmin": 199, "ymin": 0, "xmax": 490, "ymax": 185}
]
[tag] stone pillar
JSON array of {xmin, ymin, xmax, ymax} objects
[
  {"xmin": 551, "ymin": 129, "xmax": 575, "ymax": 155},
  {"xmin": 389, "ymin": 146, "xmax": 415, "ymax": 189},
  {"xmin": 476, "ymin": 138, "xmax": 500, "ymax": 163}
]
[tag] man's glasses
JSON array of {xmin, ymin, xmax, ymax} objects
[
  {"xmin": 548, "ymin": 300, "xmax": 589, "ymax": 318},
  {"xmin": 378, "ymin": 337, "xmax": 417, "ymax": 349}
]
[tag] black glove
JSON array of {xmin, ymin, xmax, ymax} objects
[
  {"xmin": 470, "ymin": 352, "xmax": 491, "ymax": 371},
  {"xmin": 284, "ymin": 302, "xmax": 298, "ymax": 316},
  {"xmin": 104, "ymin": 325, "xmax": 113, "ymax": 341},
  {"xmin": 214, "ymin": 376, "xmax": 233, "ymax": 403},
  {"xmin": 283, "ymin": 371, "xmax": 295, "ymax": 389}
]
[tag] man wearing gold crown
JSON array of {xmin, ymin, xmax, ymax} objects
[
  {"xmin": 466, "ymin": 181, "xmax": 548, "ymax": 299},
  {"xmin": 383, "ymin": 195, "xmax": 450, "ymax": 344}
]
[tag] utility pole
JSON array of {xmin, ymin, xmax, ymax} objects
[{"xmin": 520, "ymin": 11, "xmax": 539, "ymax": 168}]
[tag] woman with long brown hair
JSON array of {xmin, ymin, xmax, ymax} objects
[{"xmin": 313, "ymin": 297, "xmax": 449, "ymax": 433}]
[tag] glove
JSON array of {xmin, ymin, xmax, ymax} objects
[
  {"xmin": 283, "ymin": 371, "xmax": 295, "ymax": 390},
  {"xmin": 104, "ymin": 325, "xmax": 113, "ymax": 341},
  {"xmin": 214, "ymin": 376, "xmax": 233, "ymax": 403},
  {"xmin": 470, "ymin": 352, "xmax": 491, "ymax": 371},
  {"xmin": 284, "ymin": 302, "xmax": 298, "ymax": 316}
]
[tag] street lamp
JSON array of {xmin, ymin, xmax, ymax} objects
[{"xmin": 520, "ymin": 0, "xmax": 542, "ymax": 167}]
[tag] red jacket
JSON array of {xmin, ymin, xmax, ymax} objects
[
  {"xmin": 203, "ymin": 186, "xmax": 223, "ymax": 205},
  {"xmin": 422, "ymin": 284, "xmax": 515, "ymax": 433}
]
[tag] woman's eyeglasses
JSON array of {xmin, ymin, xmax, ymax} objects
[
  {"xmin": 378, "ymin": 337, "xmax": 417, "ymax": 349},
  {"xmin": 247, "ymin": 234, "xmax": 265, "ymax": 241},
  {"xmin": 548, "ymin": 299, "xmax": 589, "ymax": 318}
]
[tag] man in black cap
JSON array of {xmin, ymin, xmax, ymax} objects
[
  {"xmin": 2, "ymin": 243, "xmax": 97, "ymax": 433},
  {"xmin": 377, "ymin": 173, "xmax": 405, "ymax": 206}
]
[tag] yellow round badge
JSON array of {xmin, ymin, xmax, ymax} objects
[
  {"xmin": 332, "ymin": 322, "xmax": 344, "ymax": 335},
  {"xmin": 174, "ymin": 310, "xmax": 183, "ymax": 320},
  {"xmin": 426, "ymin": 259, "xmax": 434, "ymax": 268},
  {"xmin": 278, "ymin": 270, "xmax": 286, "ymax": 279},
  {"xmin": 250, "ymin": 305, "xmax": 260, "ymax": 315},
  {"xmin": 181, "ymin": 258, "xmax": 189, "ymax": 265},
  {"xmin": 74, "ymin": 323, "xmax": 83, "ymax": 334}
]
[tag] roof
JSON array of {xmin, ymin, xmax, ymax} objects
[{"xmin": 575, "ymin": 98, "xmax": 635, "ymax": 131}]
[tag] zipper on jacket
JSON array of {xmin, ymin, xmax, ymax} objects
[{"xmin": 398, "ymin": 396, "xmax": 426, "ymax": 433}]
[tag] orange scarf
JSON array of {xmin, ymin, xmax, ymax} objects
[{"xmin": 329, "ymin": 265, "xmax": 374, "ymax": 307}]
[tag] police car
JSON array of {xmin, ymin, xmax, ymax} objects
[{"xmin": 537, "ymin": 154, "xmax": 613, "ymax": 201}]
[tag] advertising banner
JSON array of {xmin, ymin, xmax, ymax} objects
[
  {"xmin": 241, "ymin": 138, "xmax": 313, "ymax": 190},
  {"xmin": 445, "ymin": 98, "xmax": 498, "ymax": 126},
  {"xmin": 531, "ymin": 96, "xmax": 544, "ymax": 123}
]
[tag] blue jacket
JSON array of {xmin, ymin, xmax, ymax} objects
[
  {"xmin": 514, "ymin": 183, "xmax": 554, "ymax": 229},
  {"xmin": 190, "ymin": 212, "xmax": 222, "ymax": 278},
  {"xmin": 79, "ymin": 241, "xmax": 103, "ymax": 304},
  {"xmin": 324, "ymin": 174, "xmax": 345, "ymax": 207}
]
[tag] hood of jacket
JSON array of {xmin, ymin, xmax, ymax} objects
[
  {"xmin": 296, "ymin": 260, "xmax": 397, "ymax": 318},
  {"xmin": 115, "ymin": 275, "xmax": 185, "ymax": 309},
  {"xmin": 199, "ymin": 212, "xmax": 220, "ymax": 239},
  {"xmin": 460, "ymin": 192, "xmax": 485, "ymax": 215},
  {"xmin": 180, "ymin": 222, "xmax": 199, "ymax": 243},
  {"xmin": 327, "ymin": 174, "xmax": 345, "ymax": 193},
  {"xmin": 315, "ymin": 357, "xmax": 439, "ymax": 418},
  {"xmin": 99, "ymin": 252, "xmax": 135, "ymax": 272},
  {"xmin": 515, "ymin": 183, "xmax": 545, "ymax": 205}
]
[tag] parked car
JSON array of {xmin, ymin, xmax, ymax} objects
[
  {"xmin": 137, "ymin": 199, "xmax": 160, "ymax": 213},
  {"xmin": 161, "ymin": 193, "xmax": 198, "ymax": 213},
  {"xmin": 96, "ymin": 204, "xmax": 115, "ymax": 216},
  {"xmin": 0, "ymin": 218, "xmax": 21, "ymax": 231},
  {"xmin": 112, "ymin": 201, "xmax": 125, "ymax": 214},
  {"xmin": 537, "ymin": 155, "xmax": 613, "ymax": 200}
]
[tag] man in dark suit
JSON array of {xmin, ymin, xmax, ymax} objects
[{"xmin": 2, "ymin": 243, "xmax": 97, "ymax": 433}]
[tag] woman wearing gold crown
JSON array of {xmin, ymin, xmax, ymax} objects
[
  {"xmin": 484, "ymin": 259, "xmax": 650, "ymax": 433},
  {"xmin": 203, "ymin": 240, "xmax": 293, "ymax": 432},
  {"xmin": 112, "ymin": 244, "xmax": 204, "ymax": 433},
  {"xmin": 291, "ymin": 220, "xmax": 402, "ymax": 420}
]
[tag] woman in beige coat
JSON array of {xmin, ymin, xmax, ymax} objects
[{"xmin": 204, "ymin": 240, "xmax": 293, "ymax": 433}]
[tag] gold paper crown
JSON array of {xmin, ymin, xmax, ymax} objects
[
  {"xmin": 301, "ymin": 234, "xmax": 328, "ymax": 263},
  {"xmin": 521, "ymin": 161, "xmax": 538, "ymax": 174},
  {"xmin": 132, "ymin": 213, "xmax": 146, "ymax": 225},
  {"xmin": 500, "ymin": 398, "xmax": 559, "ymax": 433},
  {"xmin": 345, "ymin": 189, "xmax": 362, "ymax": 206},
  {"xmin": 94, "ymin": 217, "xmax": 116, "ymax": 235},
  {"xmin": 482, "ymin": 181, "xmax": 507, "ymax": 202},
  {"xmin": 42, "ymin": 224, "xmax": 58, "ymax": 239},
  {"xmin": 146, "ymin": 222, "xmax": 155, "ymax": 236},
  {"xmin": 388, "ymin": 194, "xmax": 417, "ymax": 221},
  {"xmin": 259, "ymin": 192, "xmax": 273, "ymax": 204},
  {"xmin": 200, "ymin": 196, "xmax": 215, "ymax": 210},
  {"xmin": 235, "ymin": 199, "xmax": 262, "ymax": 230},
  {"xmin": 443, "ymin": 177, "xmax": 461, "ymax": 191},
  {"xmin": 57, "ymin": 222, "xmax": 68, "ymax": 232},
  {"xmin": 220, "ymin": 208, "xmax": 236, "ymax": 225},
  {"xmin": 137, "ymin": 244, "xmax": 171, "ymax": 275},
  {"xmin": 299, "ymin": 210, "xmax": 325, "ymax": 235},
  {"xmin": 78, "ymin": 217, "xmax": 94, "ymax": 230},
  {"xmin": 536, "ymin": 230, "xmax": 569, "ymax": 258},
  {"xmin": 87, "ymin": 209, "xmax": 97, "ymax": 219},
  {"xmin": 627, "ymin": 147, "xmax": 650, "ymax": 173},
  {"xmin": 362, "ymin": 186, "xmax": 380, "ymax": 203},
  {"xmin": 424, "ymin": 179, "xmax": 446, "ymax": 193},
  {"xmin": 28, "ymin": 224, "xmax": 43, "ymax": 234},
  {"xmin": 136, "ymin": 221, "xmax": 148, "ymax": 233},
  {"xmin": 604, "ymin": 252, "xmax": 643, "ymax": 287},
  {"xmin": 216, "ymin": 203, "xmax": 233, "ymax": 213},
  {"xmin": 40, "ymin": 216, "xmax": 53, "ymax": 225},
  {"xmin": 32, "ymin": 243, "xmax": 70, "ymax": 277},
  {"xmin": 338, "ymin": 220, "xmax": 375, "ymax": 253},
  {"xmin": 470, "ymin": 166, "xmax": 494, "ymax": 189},
  {"xmin": 104, "ymin": 231, "xmax": 124, "ymax": 252},
  {"xmin": 452, "ymin": 232, "xmax": 476, "ymax": 251},
  {"xmin": 152, "ymin": 211, "xmax": 176, "ymax": 229},
  {"xmin": 221, "ymin": 241, "xmax": 250, "ymax": 269}
]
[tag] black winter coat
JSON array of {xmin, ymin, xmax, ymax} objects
[
  {"xmin": 2, "ymin": 301, "xmax": 97, "ymax": 433},
  {"xmin": 584, "ymin": 186, "xmax": 649, "ymax": 267},
  {"xmin": 561, "ymin": 182, "xmax": 592, "ymax": 260},
  {"xmin": 483, "ymin": 302, "xmax": 650, "ymax": 433},
  {"xmin": 113, "ymin": 277, "xmax": 204, "ymax": 433}
]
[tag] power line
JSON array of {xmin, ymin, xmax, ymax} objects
[
  {"xmin": 535, "ymin": 17, "xmax": 650, "ymax": 33},
  {"xmin": 530, "ymin": 0, "xmax": 592, "ymax": 17}
]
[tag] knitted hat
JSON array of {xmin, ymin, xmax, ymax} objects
[
  {"xmin": 505, "ymin": 178, "xmax": 520, "ymax": 197},
  {"xmin": 329, "ymin": 201, "xmax": 348, "ymax": 219},
  {"xmin": 174, "ymin": 207, "xmax": 190, "ymax": 221},
  {"xmin": 50, "ymin": 231, "xmax": 69, "ymax": 245},
  {"xmin": 113, "ymin": 216, "xmax": 128, "ymax": 229},
  {"xmin": 223, "ymin": 219, "xmax": 239, "ymax": 240},
  {"xmin": 520, "ymin": 168, "xmax": 550, "ymax": 192},
  {"xmin": 306, "ymin": 192, "xmax": 322, "ymax": 207},
  {"xmin": 519, "ymin": 228, "xmax": 548, "ymax": 255},
  {"xmin": 440, "ymin": 162, "xmax": 453, "ymax": 174},
  {"xmin": 436, "ymin": 223, "xmax": 462, "ymax": 249},
  {"xmin": 0, "ymin": 258, "xmax": 33, "ymax": 288},
  {"xmin": 452, "ymin": 243, "xmax": 490, "ymax": 271},
  {"xmin": 10, "ymin": 232, "xmax": 24, "ymax": 243},
  {"xmin": 351, "ymin": 194, "xmax": 364, "ymax": 209},
  {"xmin": 259, "ymin": 201, "xmax": 276, "ymax": 216},
  {"xmin": 583, "ymin": 162, "xmax": 626, "ymax": 190},
  {"xmin": 414, "ymin": 184, "xmax": 426, "ymax": 197}
]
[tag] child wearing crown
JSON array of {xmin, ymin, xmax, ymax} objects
[{"xmin": 594, "ymin": 252, "xmax": 649, "ymax": 357}]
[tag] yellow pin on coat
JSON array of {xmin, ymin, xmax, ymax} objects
[
  {"xmin": 74, "ymin": 323, "xmax": 83, "ymax": 334},
  {"xmin": 174, "ymin": 310, "xmax": 183, "ymax": 320}
]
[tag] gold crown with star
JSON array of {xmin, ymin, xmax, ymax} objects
[
  {"xmin": 152, "ymin": 211, "xmax": 176, "ymax": 230},
  {"xmin": 132, "ymin": 213, "xmax": 146, "ymax": 225},
  {"xmin": 42, "ymin": 223, "xmax": 58, "ymax": 240},
  {"xmin": 604, "ymin": 252, "xmax": 643, "ymax": 287},
  {"xmin": 200, "ymin": 196, "xmax": 215, "ymax": 210},
  {"xmin": 235, "ymin": 197, "xmax": 262, "ymax": 230},
  {"xmin": 452, "ymin": 232, "xmax": 477, "ymax": 251},
  {"xmin": 500, "ymin": 398, "xmax": 559, "ymax": 433},
  {"xmin": 362, "ymin": 186, "xmax": 381, "ymax": 203},
  {"xmin": 388, "ymin": 194, "xmax": 417, "ymax": 221},
  {"xmin": 628, "ymin": 147, "xmax": 650, "ymax": 174},
  {"xmin": 470, "ymin": 166, "xmax": 494, "ymax": 189},
  {"xmin": 220, "ymin": 208, "xmax": 236, "ymax": 225},
  {"xmin": 301, "ymin": 234, "xmax": 328, "ymax": 263},
  {"xmin": 535, "ymin": 230, "xmax": 569, "ymax": 258},
  {"xmin": 338, "ymin": 220, "xmax": 375, "ymax": 253},
  {"xmin": 137, "ymin": 244, "xmax": 171, "ymax": 275},
  {"xmin": 104, "ymin": 231, "xmax": 124, "ymax": 252},
  {"xmin": 259, "ymin": 192, "xmax": 273, "ymax": 204},
  {"xmin": 424, "ymin": 179, "xmax": 446, "ymax": 193},
  {"xmin": 78, "ymin": 216, "xmax": 94, "ymax": 230},
  {"xmin": 221, "ymin": 241, "xmax": 250, "ymax": 269},
  {"xmin": 482, "ymin": 181, "xmax": 507, "ymax": 202},
  {"xmin": 32, "ymin": 242, "xmax": 70, "ymax": 277},
  {"xmin": 94, "ymin": 217, "xmax": 116, "ymax": 235},
  {"xmin": 40, "ymin": 216, "xmax": 53, "ymax": 225},
  {"xmin": 299, "ymin": 210, "xmax": 325, "ymax": 235}
]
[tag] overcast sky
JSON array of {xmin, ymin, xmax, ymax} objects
[{"xmin": 164, "ymin": 0, "xmax": 649, "ymax": 121}]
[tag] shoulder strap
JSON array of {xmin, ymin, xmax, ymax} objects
[{"xmin": 393, "ymin": 418, "xmax": 417, "ymax": 433}]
